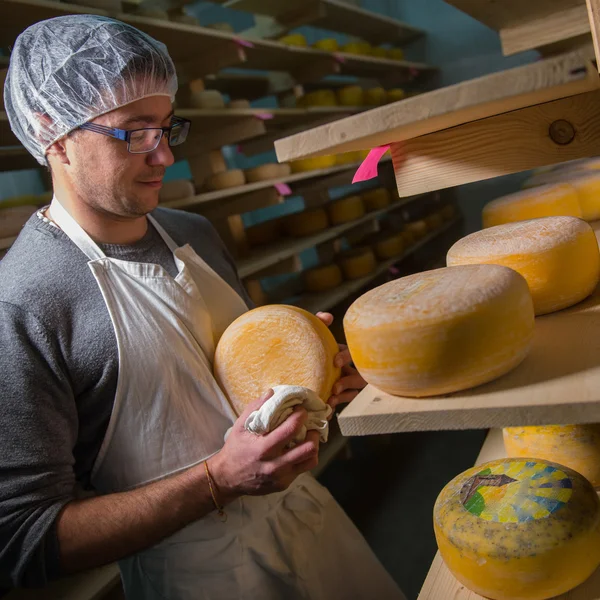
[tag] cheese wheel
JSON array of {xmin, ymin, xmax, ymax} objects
[
  {"xmin": 214, "ymin": 305, "xmax": 341, "ymax": 414},
  {"xmin": 158, "ymin": 179, "xmax": 195, "ymax": 203},
  {"xmin": 370, "ymin": 46, "xmax": 388, "ymax": 58},
  {"xmin": 362, "ymin": 188, "xmax": 391, "ymax": 212},
  {"xmin": 336, "ymin": 85, "xmax": 364, "ymax": 107},
  {"xmin": 338, "ymin": 247, "xmax": 377, "ymax": 280},
  {"xmin": 189, "ymin": 90, "xmax": 225, "ymax": 109},
  {"xmin": 386, "ymin": 89, "xmax": 405, "ymax": 103},
  {"xmin": 364, "ymin": 87, "xmax": 386, "ymax": 106},
  {"xmin": 405, "ymin": 219, "xmax": 428, "ymax": 240},
  {"xmin": 313, "ymin": 38, "xmax": 339, "ymax": 52},
  {"xmin": 245, "ymin": 280, "xmax": 268, "ymax": 307},
  {"xmin": 207, "ymin": 170, "xmax": 246, "ymax": 190},
  {"xmin": 228, "ymin": 99, "xmax": 251, "ymax": 109},
  {"xmin": 303, "ymin": 263, "xmax": 343, "ymax": 292},
  {"xmin": 189, "ymin": 79, "xmax": 205, "ymax": 93},
  {"xmin": 482, "ymin": 183, "xmax": 582, "ymax": 228},
  {"xmin": 208, "ymin": 149, "xmax": 227, "ymax": 175},
  {"xmin": 503, "ymin": 425, "xmax": 600, "ymax": 488},
  {"xmin": 342, "ymin": 42, "xmax": 372, "ymax": 55},
  {"xmin": 284, "ymin": 208, "xmax": 329, "ymax": 237},
  {"xmin": 566, "ymin": 174, "xmax": 600, "ymax": 221},
  {"xmin": 425, "ymin": 213, "xmax": 444, "ymax": 231},
  {"xmin": 434, "ymin": 458, "xmax": 600, "ymax": 600},
  {"xmin": 244, "ymin": 164, "xmax": 282, "ymax": 183},
  {"xmin": 447, "ymin": 217, "xmax": 600, "ymax": 315},
  {"xmin": 335, "ymin": 151, "xmax": 362, "ymax": 165},
  {"xmin": 290, "ymin": 155, "xmax": 336, "ymax": 173},
  {"xmin": 327, "ymin": 195, "xmax": 365, "ymax": 225},
  {"xmin": 0, "ymin": 205, "xmax": 38, "ymax": 238},
  {"xmin": 344, "ymin": 265, "xmax": 534, "ymax": 397},
  {"xmin": 245, "ymin": 219, "xmax": 281, "ymax": 247},
  {"xmin": 441, "ymin": 204, "xmax": 456, "ymax": 221},
  {"xmin": 387, "ymin": 48, "xmax": 405, "ymax": 61},
  {"xmin": 1, "ymin": 194, "xmax": 43, "ymax": 209},
  {"xmin": 279, "ymin": 34, "xmax": 307, "ymax": 47},
  {"xmin": 374, "ymin": 232, "xmax": 404, "ymax": 260},
  {"xmin": 299, "ymin": 90, "xmax": 337, "ymax": 107},
  {"xmin": 277, "ymin": 163, "xmax": 292, "ymax": 177}
]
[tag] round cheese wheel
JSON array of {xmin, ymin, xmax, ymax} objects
[
  {"xmin": 279, "ymin": 34, "xmax": 307, "ymax": 47},
  {"xmin": 327, "ymin": 195, "xmax": 365, "ymax": 225},
  {"xmin": 245, "ymin": 219, "xmax": 281, "ymax": 247},
  {"xmin": 313, "ymin": 38, "xmax": 339, "ymax": 52},
  {"xmin": 337, "ymin": 85, "xmax": 364, "ymax": 106},
  {"xmin": 405, "ymin": 219, "xmax": 428, "ymax": 240},
  {"xmin": 284, "ymin": 208, "xmax": 329, "ymax": 237},
  {"xmin": 567, "ymin": 174, "xmax": 600, "ymax": 221},
  {"xmin": 228, "ymin": 99, "xmax": 251, "ymax": 109},
  {"xmin": 277, "ymin": 163, "xmax": 292, "ymax": 177},
  {"xmin": 503, "ymin": 425, "xmax": 600, "ymax": 488},
  {"xmin": 447, "ymin": 217, "xmax": 600, "ymax": 315},
  {"xmin": 299, "ymin": 90, "xmax": 337, "ymax": 107},
  {"xmin": 336, "ymin": 151, "xmax": 363, "ymax": 165},
  {"xmin": 290, "ymin": 155, "xmax": 337, "ymax": 173},
  {"xmin": 189, "ymin": 90, "xmax": 225, "ymax": 109},
  {"xmin": 386, "ymin": 89, "xmax": 406, "ymax": 103},
  {"xmin": 244, "ymin": 280, "xmax": 268, "ymax": 307},
  {"xmin": 441, "ymin": 204, "xmax": 456, "ymax": 221},
  {"xmin": 158, "ymin": 179, "xmax": 195, "ymax": 203},
  {"xmin": 342, "ymin": 42, "xmax": 372, "ymax": 55},
  {"xmin": 0, "ymin": 205, "xmax": 38, "ymax": 238},
  {"xmin": 364, "ymin": 87, "xmax": 386, "ymax": 106},
  {"xmin": 370, "ymin": 46, "xmax": 388, "ymax": 58},
  {"xmin": 303, "ymin": 263, "xmax": 344, "ymax": 293},
  {"xmin": 214, "ymin": 305, "xmax": 341, "ymax": 414},
  {"xmin": 425, "ymin": 212, "xmax": 444, "ymax": 231},
  {"xmin": 189, "ymin": 79, "xmax": 205, "ymax": 93},
  {"xmin": 374, "ymin": 232, "xmax": 405, "ymax": 260},
  {"xmin": 482, "ymin": 183, "xmax": 582, "ymax": 228},
  {"xmin": 338, "ymin": 247, "xmax": 377, "ymax": 280},
  {"xmin": 344, "ymin": 264, "xmax": 534, "ymax": 397},
  {"xmin": 387, "ymin": 48, "xmax": 405, "ymax": 61},
  {"xmin": 362, "ymin": 188, "xmax": 391, "ymax": 212},
  {"xmin": 207, "ymin": 170, "xmax": 246, "ymax": 190},
  {"xmin": 434, "ymin": 457, "xmax": 600, "ymax": 600},
  {"xmin": 244, "ymin": 164, "xmax": 282, "ymax": 183}
]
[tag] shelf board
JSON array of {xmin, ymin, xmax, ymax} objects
[
  {"xmin": 0, "ymin": 146, "xmax": 38, "ymax": 171},
  {"xmin": 274, "ymin": 48, "xmax": 599, "ymax": 162},
  {"xmin": 205, "ymin": 71, "xmax": 298, "ymax": 100},
  {"xmin": 293, "ymin": 218, "xmax": 460, "ymax": 314}
]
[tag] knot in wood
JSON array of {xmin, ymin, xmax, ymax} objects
[{"xmin": 549, "ymin": 120, "xmax": 576, "ymax": 145}]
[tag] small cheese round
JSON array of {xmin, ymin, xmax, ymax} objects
[
  {"xmin": 370, "ymin": 46, "xmax": 388, "ymax": 58},
  {"xmin": 336, "ymin": 151, "xmax": 363, "ymax": 165},
  {"xmin": 364, "ymin": 87, "xmax": 386, "ymax": 106},
  {"xmin": 290, "ymin": 155, "xmax": 337, "ymax": 173},
  {"xmin": 0, "ymin": 205, "xmax": 38, "ymax": 238},
  {"xmin": 482, "ymin": 183, "xmax": 582, "ymax": 228},
  {"xmin": 567, "ymin": 174, "xmax": 600, "ymax": 221},
  {"xmin": 504, "ymin": 425, "xmax": 600, "ymax": 488},
  {"xmin": 336, "ymin": 85, "xmax": 364, "ymax": 106},
  {"xmin": 386, "ymin": 89, "xmax": 406, "ymax": 103},
  {"xmin": 338, "ymin": 247, "xmax": 377, "ymax": 280},
  {"xmin": 344, "ymin": 265, "xmax": 534, "ymax": 397},
  {"xmin": 284, "ymin": 208, "xmax": 329, "ymax": 237},
  {"xmin": 327, "ymin": 195, "xmax": 365, "ymax": 225},
  {"xmin": 405, "ymin": 219, "xmax": 428, "ymax": 240},
  {"xmin": 158, "ymin": 179, "xmax": 195, "ymax": 203},
  {"xmin": 279, "ymin": 34, "xmax": 307, "ymax": 47},
  {"xmin": 374, "ymin": 232, "xmax": 404, "ymax": 260},
  {"xmin": 362, "ymin": 188, "xmax": 391, "ymax": 212},
  {"xmin": 434, "ymin": 458, "xmax": 600, "ymax": 600},
  {"xmin": 342, "ymin": 42, "xmax": 372, "ymax": 55},
  {"xmin": 245, "ymin": 220, "xmax": 281, "ymax": 247},
  {"xmin": 244, "ymin": 280, "xmax": 268, "ymax": 307},
  {"xmin": 425, "ymin": 212, "xmax": 444, "ymax": 231},
  {"xmin": 447, "ymin": 217, "xmax": 600, "ymax": 315},
  {"xmin": 313, "ymin": 38, "xmax": 339, "ymax": 52},
  {"xmin": 244, "ymin": 164, "xmax": 282, "ymax": 183},
  {"xmin": 189, "ymin": 90, "xmax": 225, "ymax": 109},
  {"xmin": 387, "ymin": 48, "xmax": 405, "ymax": 61},
  {"xmin": 298, "ymin": 90, "xmax": 337, "ymax": 108},
  {"xmin": 277, "ymin": 163, "xmax": 292, "ymax": 177},
  {"xmin": 303, "ymin": 264, "xmax": 343, "ymax": 293},
  {"xmin": 207, "ymin": 170, "xmax": 246, "ymax": 190},
  {"xmin": 214, "ymin": 305, "xmax": 341, "ymax": 414}
]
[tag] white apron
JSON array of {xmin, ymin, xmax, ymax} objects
[{"xmin": 51, "ymin": 199, "xmax": 405, "ymax": 600}]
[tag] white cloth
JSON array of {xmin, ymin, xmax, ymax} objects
[
  {"xmin": 50, "ymin": 198, "xmax": 406, "ymax": 600},
  {"xmin": 245, "ymin": 385, "xmax": 333, "ymax": 444}
]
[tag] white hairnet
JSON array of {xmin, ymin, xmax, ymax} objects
[{"xmin": 4, "ymin": 15, "xmax": 178, "ymax": 166}]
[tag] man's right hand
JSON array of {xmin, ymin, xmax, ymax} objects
[{"xmin": 209, "ymin": 390, "xmax": 320, "ymax": 503}]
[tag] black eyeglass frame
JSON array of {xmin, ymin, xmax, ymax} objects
[{"xmin": 78, "ymin": 116, "xmax": 191, "ymax": 154}]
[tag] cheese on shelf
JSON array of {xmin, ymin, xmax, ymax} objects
[
  {"xmin": 303, "ymin": 263, "xmax": 344, "ymax": 293},
  {"xmin": 447, "ymin": 217, "xmax": 600, "ymax": 315},
  {"xmin": 387, "ymin": 48, "xmax": 405, "ymax": 61},
  {"xmin": 327, "ymin": 195, "xmax": 365, "ymax": 225},
  {"xmin": 189, "ymin": 90, "xmax": 225, "ymax": 109},
  {"xmin": 364, "ymin": 87, "xmax": 387, "ymax": 106},
  {"xmin": 313, "ymin": 38, "xmax": 339, "ymax": 52},
  {"xmin": 284, "ymin": 208, "xmax": 329, "ymax": 237},
  {"xmin": 434, "ymin": 458, "xmax": 600, "ymax": 600},
  {"xmin": 214, "ymin": 305, "xmax": 340, "ymax": 414},
  {"xmin": 362, "ymin": 188, "xmax": 391, "ymax": 212},
  {"xmin": 279, "ymin": 34, "xmax": 307, "ymax": 47},
  {"xmin": 290, "ymin": 156, "xmax": 337, "ymax": 173},
  {"xmin": 503, "ymin": 425, "xmax": 600, "ymax": 488},
  {"xmin": 245, "ymin": 220, "xmax": 281, "ymax": 248},
  {"xmin": 338, "ymin": 247, "xmax": 377, "ymax": 280},
  {"xmin": 297, "ymin": 90, "xmax": 337, "ymax": 108},
  {"xmin": 482, "ymin": 184, "xmax": 582, "ymax": 228},
  {"xmin": 374, "ymin": 232, "xmax": 405, "ymax": 260},
  {"xmin": 207, "ymin": 170, "xmax": 246, "ymax": 190},
  {"xmin": 244, "ymin": 164, "xmax": 282, "ymax": 183},
  {"xmin": 228, "ymin": 99, "xmax": 251, "ymax": 109},
  {"xmin": 405, "ymin": 219, "xmax": 428, "ymax": 240},
  {"xmin": 386, "ymin": 89, "xmax": 406, "ymax": 103},
  {"xmin": 342, "ymin": 42, "xmax": 372, "ymax": 55},
  {"xmin": 343, "ymin": 265, "xmax": 534, "ymax": 397},
  {"xmin": 337, "ymin": 86, "xmax": 364, "ymax": 107},
  {"xmin": 336, "ymin": 151, "xmax": 363, "ymax": 165},
  {"xmin": 158, "ymin": 179, "xmax": 195, "ymax": 203},
  {"xmin": 567, "ymin": 174, "xmax": 600, "ymax": 221}
]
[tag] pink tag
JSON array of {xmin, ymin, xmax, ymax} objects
[
  {"xmin": 409, "ymin": 67, "xmax": 419, "ymax": 77},
  {"xmin": 235, "ymin": 38, "xmax": 255, "ymax": 48},
  {"xmin": 352, "ymin": 145, "xmax": 390, "ymax": 183},
  {"xmin": 389, "ymin": 266, "xmax": 400, "ymax": 275},
  {"xmin": 254, "ymin": 112, "xmax": 274, "ymax": 120},
  {"xmin": 333, "ymin": 53, "xmax": 346, "ymax": 63},
  {"xmin": 274, "ymin": 182, "xmax": 292, "ymax": 196}
]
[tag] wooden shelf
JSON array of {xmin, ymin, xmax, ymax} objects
[
  {"xmin": 293, "ymin": 218, "xmax": 460, "ymax": 314},
  {"xmin": 0, "ymin": 146, "xmax": 38, "ymax": 172},
  {"xmin": 205, "ymin": 71, "xmax": 298, "ymax": 100}
]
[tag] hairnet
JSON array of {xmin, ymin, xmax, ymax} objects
[{"xmin": 4, "ymin": 15, "xmax": 178, "ymax": 166}]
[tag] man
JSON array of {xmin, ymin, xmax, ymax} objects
[{"xmin": 0, "ymin": 14, "xmax": 406, "ymax": 600}]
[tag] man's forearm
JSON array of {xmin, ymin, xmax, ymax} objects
[{"xmin": 56, "ymin": 459, "xmax": 229, "ymax": 574}]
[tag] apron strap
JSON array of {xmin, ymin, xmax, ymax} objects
[{"xmin": 147, "ymin": 214, "xmax": 179, "ymax": 253}]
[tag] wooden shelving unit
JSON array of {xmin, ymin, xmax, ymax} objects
[{"xmin": 0, "ymin": 147, "xmax": 38, "ymax": 172}]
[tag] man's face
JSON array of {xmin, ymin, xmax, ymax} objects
[{"xmin": 61, "ymin": 95, "xmax": 175, "ymax": 218}]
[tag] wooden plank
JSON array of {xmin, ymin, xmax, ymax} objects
[
  {"xmin": 274, "ymin": 49, "xmax": 599, "ymax": 162},
  {"xmin": 390, "ymin": 88, "xmax": 600, "ymax": 198},
  {"xmin": 587, "ymin": 0, "xmax": 600, "ymax": 72}
]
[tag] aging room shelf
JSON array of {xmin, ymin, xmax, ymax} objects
[{"xmin": 0, "ymin": 146, "xmax": 38, "ymax": 172}]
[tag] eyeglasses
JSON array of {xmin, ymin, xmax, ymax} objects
[{"xmin": 78, "ymin": 116, "xmax": 191, "ymax": 154}]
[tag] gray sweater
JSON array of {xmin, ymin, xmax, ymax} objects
[{"xmin": 0, "ymin": 208, "xmax": 252, "ymax": 588}]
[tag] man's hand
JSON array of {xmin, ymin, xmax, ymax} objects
[
  {"xmin": 316, "ymin": 311, "xmax": 367, "ymax": 411},
  {"xmin": 210, "ymin": 390, "xmax": 320, "ymax": 502}
]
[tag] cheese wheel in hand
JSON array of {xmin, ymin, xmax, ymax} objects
[
  {"xmin": 284, "ymin": 208, "xmax": 328, "ymax": 237},
  {"xmin": 503, "ymin": 424, "xmax": 600, "ymax": 488},
  {"xmin": 483, "ymin": 183, "xmax": 581, "ymax": 228},
  {"xmin": 214, "ymin": 305, "xmax": 341, "ymax": 414},
  {"xmin": 303, "ymin": 263, "xmax": 343, "ymax": 293},
  {"xmin": 327, "ymin": 195, "xmax": 365, "ymax": 225},
  {"xmin": 344, "ymin": 265, "xmax": 534, "ymax": 397},
  {"xmin": 434, "ymin": 458, "xmax": 600, "ymax": 600},
  {"xmin": 447, "ymin": 217, "xmax": 600, "ymax": 315}
]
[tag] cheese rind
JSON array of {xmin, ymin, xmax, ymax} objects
[
  {"xmin": 290, "ymin": 156, "xmax": 337, "ymax": 173},
  {"xmin": 434, "ymin": 458, "xmax": 600, "ymax": 600},
  {"xmin": 343, "ymin": 264, "xmax": 534, "ymax": 397},
  {"xmin": 327, "ymin": 195, "xmax": 365, "ymax": 225},
  {"xmin": 284, "ymin": 209, "xmax": 329, "ymax": 237},
  {"xmin": 568, "ymin": 174, "xmax": 600, "ymax": 221},
  {"xmin": 158, "ymin": 179, "xmax": 195, "ymax": 203},
  {"xmin": 207, "ymin": 170, "xmax": 246, "ymax": 190},
  {"xmin": 362, "ymin": 188, "xmax": 391, "ymax": 212},
  {"xmin": 338, "ymin": 248, "xmax": 377, "ymax": 280},
  {"xmin": 303, "ymin": 264, "xmax": 343, "ymax": 292},
  {"xmin": 447, "ymin": 216, "xmax": 600, "ymax": 315},
  {"xmin": 214, "ymin": 305, "xmax": 341, "ymax": 414},
  {"xmin": 245, "ymin": 220, "xmax": 281, "ymax": 247},
  {"xmin": 373, "ymin": 232, "xmax": 404, "ymax": 260}
]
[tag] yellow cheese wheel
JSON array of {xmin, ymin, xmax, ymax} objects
[
  {"xmin": 189, "ymin": 90, "xmax": 225, "ymax": 109},
  {"xmin": 335, "ymin": 151, "xmax": 362, "ymax": 165},
  {"xmin": 434, "ymin": 457, "xmax": 600, "ymax": 600},
  {"xmin": 344, "ymin": 264, "xmax": 534, "ymax": 397},
  {"xmin": 425, "ymin": 212, "xmax": 444, "ymax": 231},
  {"xmin": 327, "ymin": 195, "xmax": 365, "ymax": 225},
  {"xmin": 482, "ymin": 183, "xmax": 582, "ymax": 228},
  {"xmin": 279, "ymin": 34, "xmax": 307, "ymax": 47},
  {"xmin": 342, "ymin": 42, "xmax": 372, "ymax": 55},
  {"xmin": 566, "ymin": 174, "xmax": 600, "ymax": 221},
  {"xmin": 303, "ymin": 263, "xmax": 344, "ymax": 293},
  {"xmin": 447, "ymin": 217, "xmax": 600, "ymax": 315},
  {"xmin": 338, "ymin": 247, "xmax": 377, "ymax": 280},
  {"xmin": 208, "ymin": 149, "xmax": 227, "ymax": 175},
  {"xmin": 405, "ymin": 219, "xmax": 428, "ymax": 240},
  {"xmin": 244, "ymin": 164, "xmax": 282, "ymax": 183},
  {"xmin": 387, "ymin": 48, "xmax": 405, "ymax": 61},
  {"xmin": 207, "ymin": 170, "xmax": 246, "ymax": 190},
  {"xmin": 364, "ymin": 87, "xmax": 386, "ymax": 106},
  {"xmin": 362, "ymin": 188, "xmax": 391, "ymax": 212},
  {"xmin": 0, "ymin": 205, "xmax": 38, "ymax": 238},
  {"xmin": 503, "ymin": 425, "xmax": 600, "ymax": 488},
  {"xmin": 441, "ymin": 204, "xmax": 456, "ymax": 221},
  {"xmin": 189, "ymin": 79, "xmax": 205, "ymax": 93},
  {"xmin": 245, "ymin": 219, "xmax": 281, "ymax": 247},
  {"xmin": 228, "ymin": 99, "xmax": 251, "ymax": 109},
  {"xmin": 386, "ymin": 89, "xmax": 405, "ymax": 103},
  {"xmin": 336, "ymin": 85, "xmax": 364, "ymax": 106},
  {"xmin": 374, "ymin": 232, "xmax": 405, "ymax": 260},
  {"xmin": 298, "ymin": 90, "xmax": 337, "ymax": 107},
  {"xmin": 284, "ymin": 208, "xmax": 329, "ymax": 237},
  {"xmin": 277, "ymin": 163, "xmax": 292, "ymax": 177},
  {"xmin": 290, "ymin": 155, "xmax": 337, "ymax": 173},
  {"xmin": 244, "ymin": 280, "xmax": 268, "ymax": 307},
  {"xmin": 214, "ymin": 305, "xmax": 341, "ymax": 414},
  {"xmin": 313, "ymin": 38, "xmax": 339, "ymax": 52},
  {"xmin": 158, "ymin": 179, "xmax": 195, "ymax": 203},
  {"xmin": 370, "ymin": 46, "xmax": 388, "ymax": 58}
]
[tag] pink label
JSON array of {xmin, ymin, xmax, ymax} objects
[
  {"xmin": 235, "ymin": 38, "xmax": 255, "ymax": 48},
  {"xmin": 352, "ymin": 145, "xmax": 390, "ymax": 183},
  {"xmin": 409, "ymin": 67, "xmax": 420, "ymax": 77},
  {"xmin": 254, "ymin": 112, "xmax": 274, "ymax": 120},
  {"xmin": 333, "ymin": 53, "xmax": 347, "ymax": 63},
  {"xmin": 274, "ymin": 182, "xmax": 292, "ymax": 196}
]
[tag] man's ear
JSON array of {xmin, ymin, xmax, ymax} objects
[{"xmin": 46, "ymin": 138, "xmax": 70, "ymax": 165}]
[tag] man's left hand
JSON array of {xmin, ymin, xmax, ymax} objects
[{"xmin": 316, "ymin": 311, "xmax": 367, "ymax": 411}]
